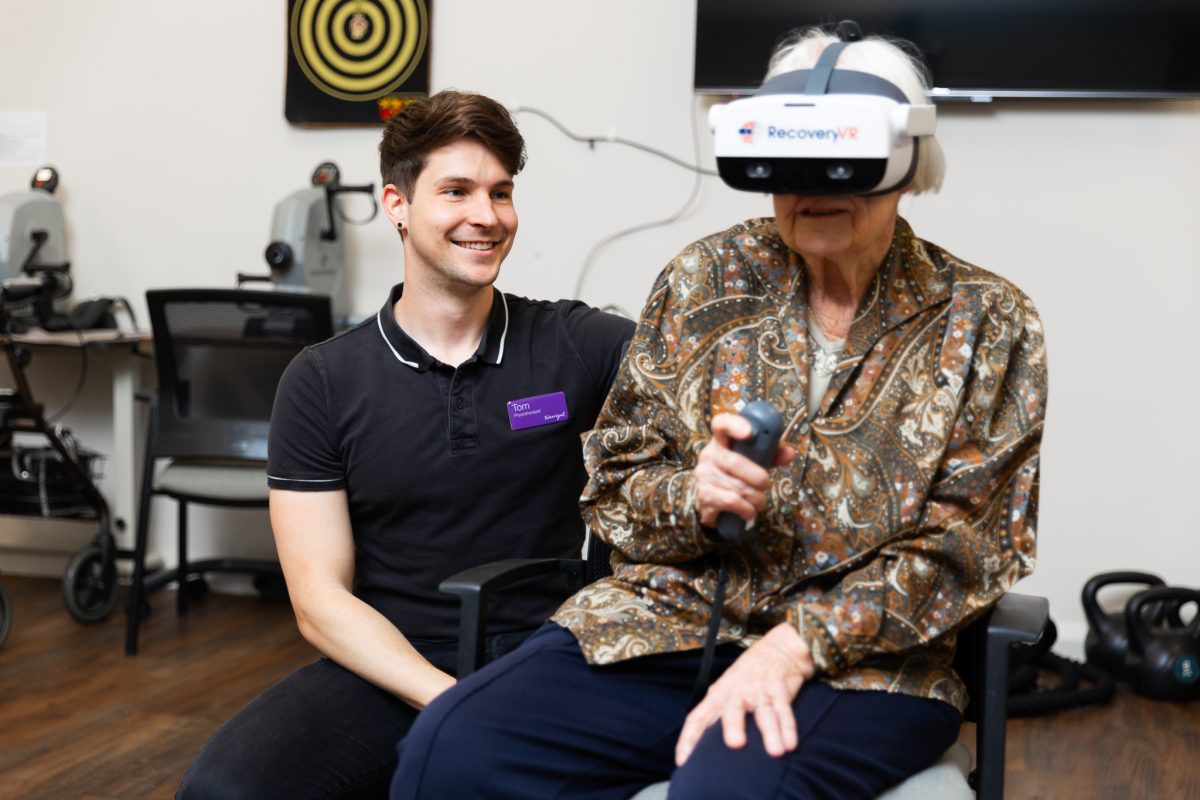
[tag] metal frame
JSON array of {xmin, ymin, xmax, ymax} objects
[{"xmin": 124, "ymin": 288, "xmax": 333, "ymax": 655}]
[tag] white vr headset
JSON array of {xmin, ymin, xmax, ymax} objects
[{"xmin": 708, "ymin": 38, "xmax": 937, "ymax": 196}]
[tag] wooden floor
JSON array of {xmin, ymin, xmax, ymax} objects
[
  {"xmin": 0, "ymin": 575, "xmax": 316, "ymax": 799},
  {"xmin": 1, "ymin": 574, "xmax": 1197, "ymax": 799}
]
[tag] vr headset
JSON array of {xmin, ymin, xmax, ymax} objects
[{"xmin": 708, "ymin": 27, "xmax": 936, "ymax": 196}]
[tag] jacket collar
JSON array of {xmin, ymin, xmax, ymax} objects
[
  {"xmin": 837, "ymin": 216, "xmax": 953, "ymax": 354},
  {"xmin": 745, "ymin": 216, "xmax": 953, "ymax": 415}
]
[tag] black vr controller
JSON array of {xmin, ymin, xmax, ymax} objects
[
  {"xmin": 690, "ymin": 401, "xmax": 786, "ymax": 704},
  {"xmin": 714, "ymin": 401, "xmax": 785, "ymax": 543}
]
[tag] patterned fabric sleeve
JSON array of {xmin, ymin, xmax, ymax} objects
[
  {"xmin": 579, "ymin": 259, "xmax": 718, "ymax": 565},
  {"xmin": 786, "ymin": 293, "xmax": 1047, "ymax": 676}
]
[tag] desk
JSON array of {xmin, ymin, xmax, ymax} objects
[{"xmin": 8, "ymin": 328, "xmax": 149, "ymax": 551}]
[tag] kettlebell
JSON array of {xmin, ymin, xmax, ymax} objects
[
  {"xmin": 1125, "ymin": 586, "xmax": 1200, "ymax": 702},
  {"xmin": 1082, "ymin": 571, "xmax": 1177, "ymax": 679}
]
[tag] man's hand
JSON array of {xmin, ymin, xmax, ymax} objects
[
  {"xmin": 695, "ymin": 413, "xmax": 795, "ymax": 528},
  {"xmin": 675, "ymin": 623, "xmax": 815, "ymax": 765}
]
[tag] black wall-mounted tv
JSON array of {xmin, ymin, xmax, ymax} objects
[{"xmin": 695, "ymin": 0, "xmax": 1200, "ymax": 101}]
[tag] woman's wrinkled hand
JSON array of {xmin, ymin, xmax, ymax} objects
[
  {"xmin": 694, "ymin": 413, "xmax": 795, "ymax": 529},
  {"xmin": 675, "ymin": 623, "xmax": 815, "ymax": 765}
]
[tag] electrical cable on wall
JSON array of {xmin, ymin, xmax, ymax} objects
[
  {"xmin": 43, "ymin": 296, "xmax": 138, "ymax": 424},
  {"xmin": 511, "ymin": 104, "xmax": 716, "ymax": 311},
  {"xmin": 45, "ymin": 323, "xmax": 88, "ymax": 424},
  {"xmin": 511, "ymin": 106, "xmax": 718, "ymax": 177}
]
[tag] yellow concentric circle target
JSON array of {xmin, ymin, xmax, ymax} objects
[{"xmin": 290, "ymin": 0, "xmax": 429, "ymax": 102}]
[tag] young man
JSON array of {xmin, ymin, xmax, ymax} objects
[{"xmin": 178, "ymin": 91, "xmax": 633, "ymax": 799}]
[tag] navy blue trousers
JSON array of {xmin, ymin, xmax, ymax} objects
[{"xmin": 392, "ymin": 624, "xmax": 961, "ymax": 800}]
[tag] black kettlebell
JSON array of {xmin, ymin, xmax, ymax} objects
[
  {"xmin": 1082, "ymin": 571, "xmax": 1174, "ymax": 679},
  {"xmin": 1125, "ymin": 586, "xmax": 1200, "ymax": 702}
]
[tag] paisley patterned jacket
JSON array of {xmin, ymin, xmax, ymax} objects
[{"xmin": 551, "ymin": 217, "xmax": 1047, "ymax": 711}]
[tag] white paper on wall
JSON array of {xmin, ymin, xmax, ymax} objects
[{"xmin": 0, "ymin": 110, "xmax": 47, "ymax": 167}]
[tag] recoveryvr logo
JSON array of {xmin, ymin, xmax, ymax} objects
[{"xmin": 740, "ymin": 121, "xmax": 859, "ymax": 143}]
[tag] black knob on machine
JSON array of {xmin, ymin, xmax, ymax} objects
[{"xmin": 264, "ymin": 241, "xmax": 294, "ymax": 271}]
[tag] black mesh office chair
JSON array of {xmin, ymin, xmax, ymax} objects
[
  {"xmin": 124, "ymin": 289, "xmax": 333, "ymax": 655},
  {"xmin": 442, "ymin": 538, "xmax": 1048, "ymax": 800}
]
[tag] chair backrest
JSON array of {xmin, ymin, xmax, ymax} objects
[
  {"xmin": 584, "ymin": 532, "xmax": 615, "ymax": 585},
  {"xmin": 145, "ymin": 288, "xmax": 333, "ymax": 462}
]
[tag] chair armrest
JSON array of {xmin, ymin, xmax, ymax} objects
[
  {"xmin": 972, "ymin": 592, "xmax": 1049, "ymax": 800},
  {"xmin": 985, "ymin": 592, "xmax": 1049, "ymax": 647},
  {"xmin": 440, "ymin": 558, "xmax": 586, "ymax": 679}
]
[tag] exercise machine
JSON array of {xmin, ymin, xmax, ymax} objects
[{"xmin": 240, "ymin": 161, "xmax": 376, "ymax": 327}]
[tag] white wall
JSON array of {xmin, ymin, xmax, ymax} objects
[{"xmin": 1, "ymin": 0, "xmax": 1197, "ymax": 649}]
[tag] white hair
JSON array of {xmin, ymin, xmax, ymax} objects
[{"xmin": 766, "ymin": 28, "xmax": 945, "ymax": 195}]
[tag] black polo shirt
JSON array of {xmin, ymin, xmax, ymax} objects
[{"xmin": 267, "ymin": 284, "xmax": 633, "ymax": 664}]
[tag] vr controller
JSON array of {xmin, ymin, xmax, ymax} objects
[
  {"xmin": 714, "ymin": 401, "xmax": 785, "ymax": 544},
  {"xmin": 708, "ymin": 26, "xmax": 936, "ymax": 196}
]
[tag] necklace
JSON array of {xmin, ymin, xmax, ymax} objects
[{"xmin": 808, "ymin": 332, "xmax": 841, "ymax": 378}]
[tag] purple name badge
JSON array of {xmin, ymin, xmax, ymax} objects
[{"xmin": 507, "ymin": 391, "xmax": 570, "ymax": 430}]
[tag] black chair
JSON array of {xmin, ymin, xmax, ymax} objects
[
  {"xmin": 441, "ymin": 538, "xmax": 1048, "ymax": 800},
  {"xmin": 124, "ymin": 289, "xmax": 333, "ymax": 655}
]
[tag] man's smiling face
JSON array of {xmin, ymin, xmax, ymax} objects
[{"xmin": 392, "ymin": 137, "xmax": 518, "ymax": 294}]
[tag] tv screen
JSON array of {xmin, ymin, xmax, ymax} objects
[{"xmin": 695, "ymin": 0, "xmax": 1200, "ymax": 101}]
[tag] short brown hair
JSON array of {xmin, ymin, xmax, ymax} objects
[{"xmin": 379, "ymin": 90, "xmax": 527, "ymax": 200}]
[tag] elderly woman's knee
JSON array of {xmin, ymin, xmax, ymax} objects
[
  {"xmin": 393, "ymin": 694, "xmax": 494, "ymax": 795},
  {"xmin": 665, "ymin": 724, "xmax": 782, "ymax": 800},
  {"xmin": 666, "ymin": 764, "xmax": 748, "ymax": 800}
]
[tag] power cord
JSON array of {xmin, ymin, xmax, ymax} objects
[
  {"xmin": 333, "ymin": 191, "xmax": 379, "ymax": 226},
  {"xmin": 689, "ymin": 551, "xmax": 729, "ymax": 707},
  {"xmin": 110, "ymin": 296, "xmax": 139, "ymax": 331},
  {"xmin": 511, "ymin": 106, "xmax": 718, "ymax": 177},
  {"xmin": 511, "ymin": 103, "xmax": 716, "ymax": 302},
  {"xmin": 46, "ymin": 321, "xmax": 88, "ymax": 424},
  {"xmin": 44, "ymin": 294, "xmax": 137, "ymax": 424}
]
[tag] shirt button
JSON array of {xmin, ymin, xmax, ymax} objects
[
  {"xmin": 729, "ymin": 625, "xmax": 744, "ymax": 637},
  {"xmin": 798, "ymin": 421, "xmax": 810, "ymax": 435},
  {"xmin": 455, "ymin": 398, "xmax": 464, "ymax": 410}
]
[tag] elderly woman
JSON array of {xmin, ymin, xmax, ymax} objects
[{"xmin": 392, "ymin": 26, "xmax": 1047, "ymax": 800}]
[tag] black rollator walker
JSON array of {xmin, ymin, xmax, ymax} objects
[{"xmin": 1, "ymin": 278, "xmax": 128, "ymax": 639}]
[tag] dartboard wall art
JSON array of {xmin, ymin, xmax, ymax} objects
[{"xmin": 285, "ymin": 0, "xmax": 431, "ymax": 125}]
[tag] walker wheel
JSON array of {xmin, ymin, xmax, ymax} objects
[
  {"xmin": 183, "ymin": 574, "xmax": 209, "ymax": 600},
  {"xmin": 63, "ymin": 544, "xmax": 119, "ymax": 623}
]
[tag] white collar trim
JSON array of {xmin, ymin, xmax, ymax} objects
[
  {"xmin": 376, "ymin": 312, "xmax": 420, "ymax": 368},
  {"xmin": 495, "ymin": 292, "xmax": 509, "ymax": 364},
  {"xmin": 376, "ymin": 291, "xmax": 509, "ymax": 368}
]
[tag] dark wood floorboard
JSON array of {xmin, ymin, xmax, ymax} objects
[
  {"xmin": 2, "ymin": 575, "xmax": 1198, "ymax": 799},
  {"xmin": 0, "ymin": 575, "xmax": 317, "ymax": 799}
]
